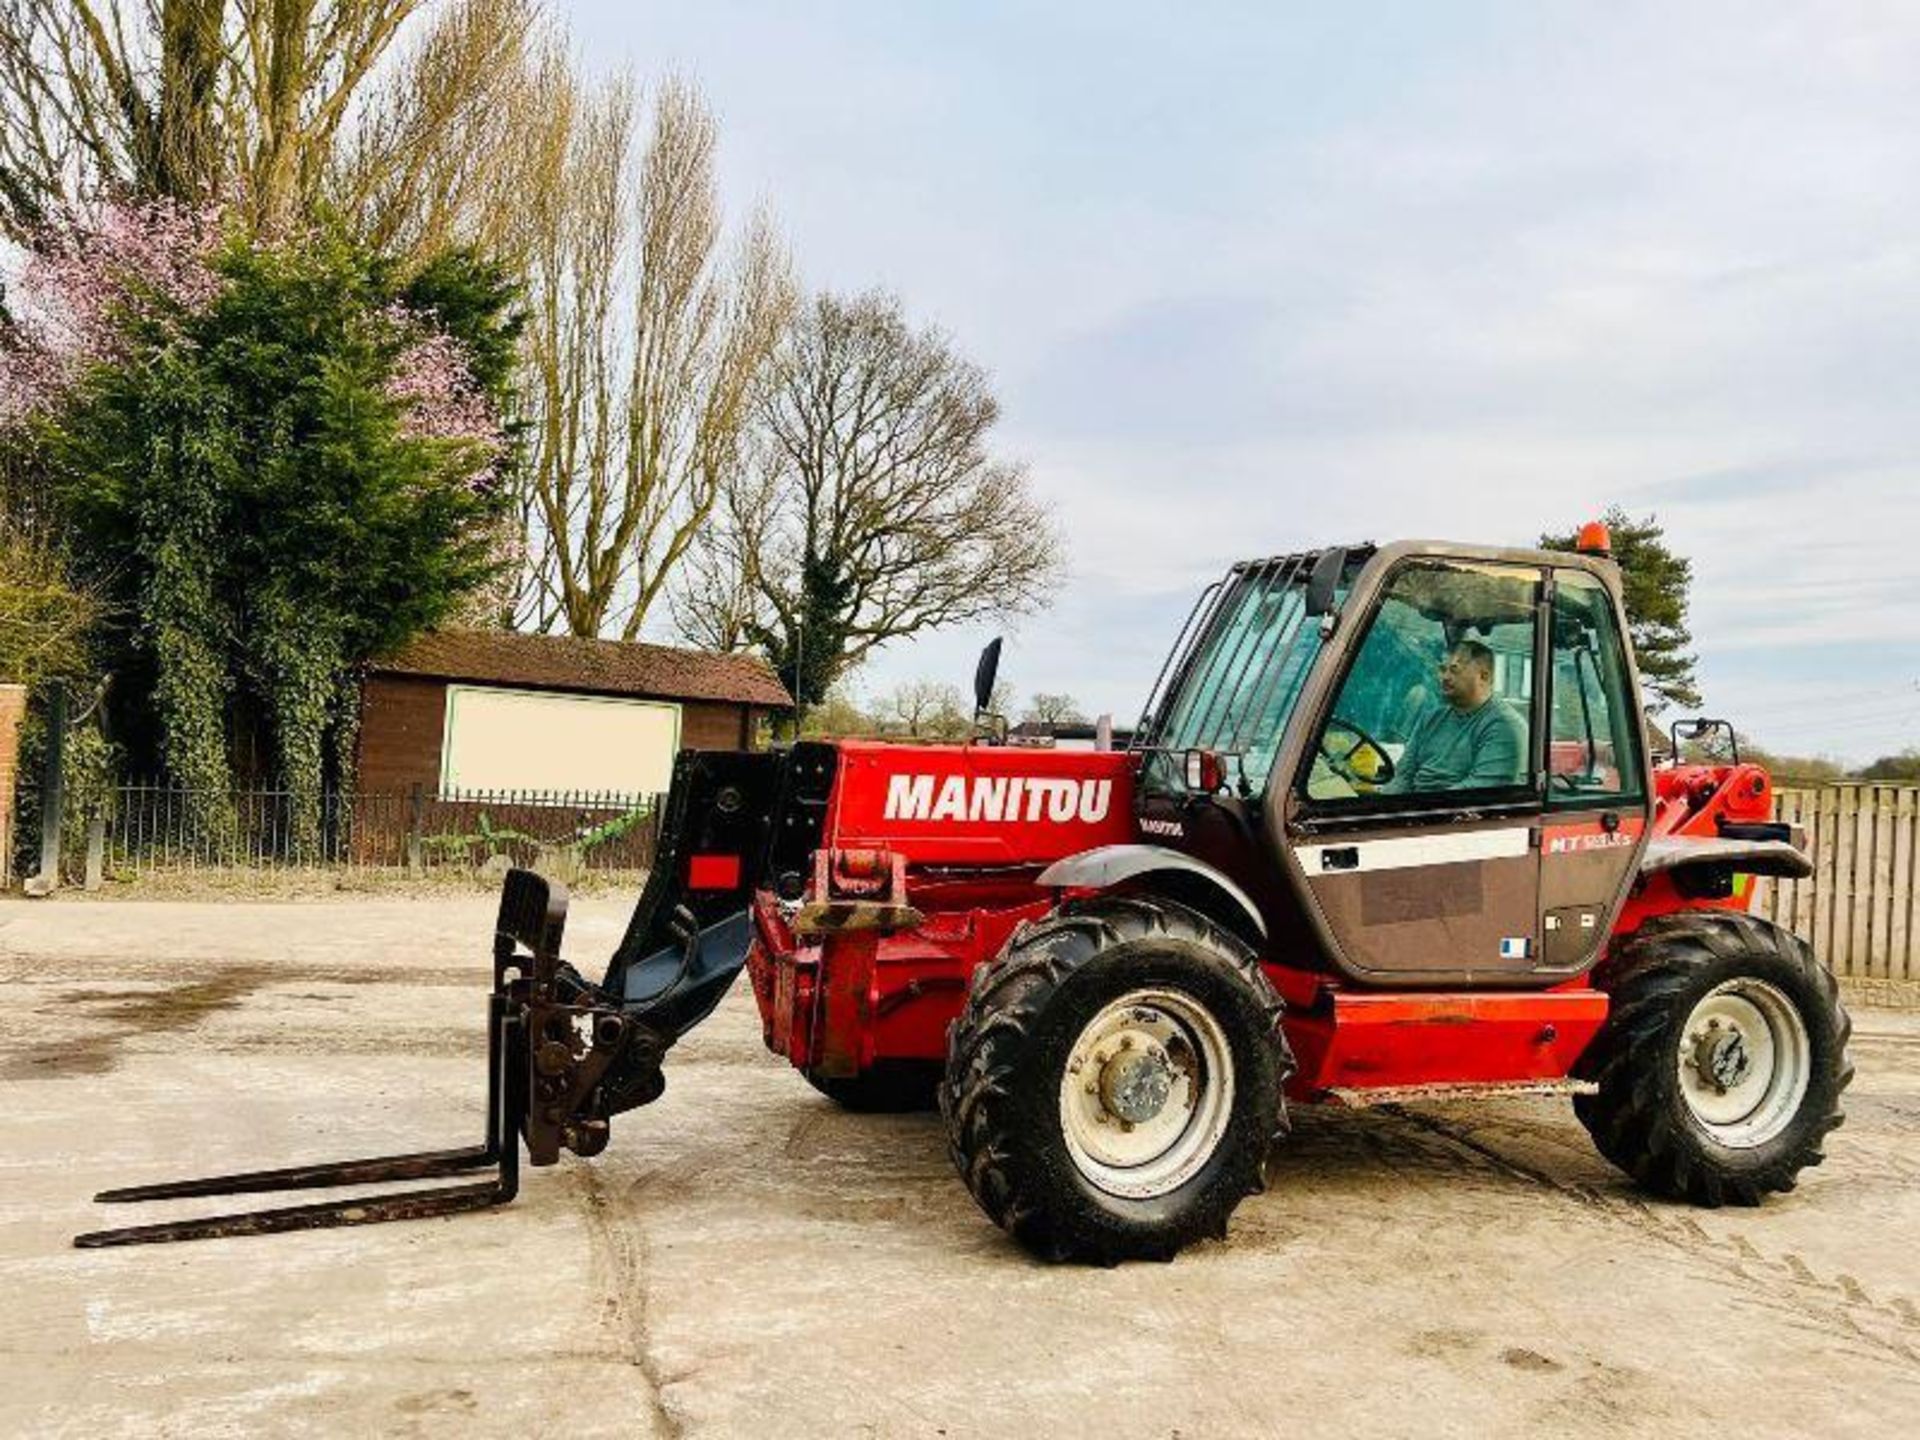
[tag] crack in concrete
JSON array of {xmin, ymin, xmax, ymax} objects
[{"xmin": 574, "ymin": 1165, "xmax": 686, "ymax": 1439}]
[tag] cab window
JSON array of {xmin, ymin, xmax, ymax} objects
[
  {"xmin": 1305, "ymin": 560, "xmax": 1539, "ymax": 804},
  {"xmin": 1548, "ymin": 569, "xmax": 1645, "ymax": 804}
]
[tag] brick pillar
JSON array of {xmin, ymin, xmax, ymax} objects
[{"xmin": 0, "ymin": 683, "xmax": 25, "ymax": 882}]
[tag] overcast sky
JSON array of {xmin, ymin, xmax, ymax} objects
[{"xmin": 573, "ymin": 1, "xmax": 1920, "ymax": 764}]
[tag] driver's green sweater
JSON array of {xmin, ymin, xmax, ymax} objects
[{"xmin": 1384, "ymin": 696, "xmax": 1527, "ymax": 793}]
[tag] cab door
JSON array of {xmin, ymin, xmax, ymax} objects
[
  {"xmin": 1536, "ymin": 567, "xmax": 1653, "ymax": 970},
  {"xmin": 1284, "ymin": 557, "xmax": 1548, "ymax": 985}
]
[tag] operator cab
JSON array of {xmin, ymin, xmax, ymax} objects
[{"xmin": 1133, "ymin": 539, "xmax": 1650, "ymax": 988}]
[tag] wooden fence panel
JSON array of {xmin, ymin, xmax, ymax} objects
[
  {"xmin": 1845, "ymin": 785, "xmax": 1870, "ymax": 975},
  {"xmin": 1832, "ymin": 786, "xmax": 1855, "ymax": 969},
  {"xmin": 1893, "ymin": 788, "xmax": 1916, "ymax": 982},
  {"xmin": 1784, "ymin": 789, "xmax": 1813, "ymax": 938},
  {"xmin": 1759, "ymin": 786, "xmax": 1920, "ymax": 986},
  {"xmin": 1870, "ymin": 787, "xmax": 1895, "ymax": 977},
  {"xmin": 1830, "ymin": 789, "xmax": 1849, "ymax": 955},
  {"xmin": 1813, "ymin": 787, "xmax": 1842, "ymax": 969},
  {"xmin": 1786, "ymin": 790, "xmax": 1804, "ymax": 952}
]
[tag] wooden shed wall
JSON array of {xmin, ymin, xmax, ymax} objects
[{"xmin": 355, "ymin": 674, "xmax": 764, "ymax": 796}]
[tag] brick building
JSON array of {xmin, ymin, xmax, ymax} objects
[
  {"xmin": 356, "ymin": 630, "xmax": 791, "ymax": 799},
  {"xmin": 0, "ymin": 683, "xmax": 25, "ymax": 864}
]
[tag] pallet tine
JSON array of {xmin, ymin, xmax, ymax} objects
[
  {"xmin": 74, "ymin": 875, "xmax": 562, "ymax": 1248},
  {"xmin": 73, "ymin": 996, "xmax": 522, "ymax": 1248}
]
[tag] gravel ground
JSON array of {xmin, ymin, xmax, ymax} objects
[{"xmin": 2, "ymin": 893, "xmax": 1916, "ymax": 1439}]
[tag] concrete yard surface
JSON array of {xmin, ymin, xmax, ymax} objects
[{"xmin": 2, "ymin": 894, "xmax": 1917, "ymax": 1439}]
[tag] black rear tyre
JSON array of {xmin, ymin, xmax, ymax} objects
[
  {"xmin": 1574, "ymin": 910, "xmax": 1851, "ymax": 1206},
  {"xmin": 804, "ymin": 1060, "xmax": 942, "ymax": 1113},
  {"xmin": 940, "ymin": 896, "xmax": 1292, "ymax": 1264}
]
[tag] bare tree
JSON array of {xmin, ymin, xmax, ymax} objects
[
  {"xmin": 679, "ymin": 290, "xmax": 1062, "ymax": 706},
  {"xmin": 794, "ymin": 686, "xmax": 865, "ymax": 739},
  {"xmin": 0, "ymin": 0, "xmax": 537, "ymax": 242},
  {"xmin": 513, "ymin": 72, "xmax": 792, "ymax": 640},
  {"xmin": 0, "ymin": 0, "xmax": 167, "ymax": 228},
  {"xmin": 327, "ymin": 0, "xmax": 543, "ymax": 263},
  {"xmin": 671, "ymin": 462, "xmax": 771, "ymax": 654},
  {"xmin": 878, "ymin": 679, "xmax": 969, "ymax": 738},
  {"xmin": 1022, "ymin": 692, "xmax": 1087, "ymax": 726}
]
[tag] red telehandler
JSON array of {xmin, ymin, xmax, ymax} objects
[{"xmin": 77, "ymin": 527, "xmax": 1851, "ymax": 1263}]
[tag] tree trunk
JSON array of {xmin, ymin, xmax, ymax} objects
[{"xmin": 155, "ymin": 0, "xmax": 225, "ymax": 200}]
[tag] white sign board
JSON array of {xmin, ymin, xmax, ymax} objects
[{"xmin": 439, "ymin": 685, "xmax": 681, "ymax": 796}]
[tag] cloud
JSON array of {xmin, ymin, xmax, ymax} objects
[{"xmin": 1637, "ymin": 457, "xmax": 1890, "ymax": 506}]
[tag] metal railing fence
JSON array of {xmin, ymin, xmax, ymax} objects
[{"xmin": 10, "ymin": 780, "xmax": 663, "ymax": 882}]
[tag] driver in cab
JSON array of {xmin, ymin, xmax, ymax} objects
[{"xmin": 1380, "ymin": 640, "xmax": 1527, "ymax": 793}]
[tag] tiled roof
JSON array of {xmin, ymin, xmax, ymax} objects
[{"xmin": 372, "ymin": 629, "xmax": 792, "ymax": 708}]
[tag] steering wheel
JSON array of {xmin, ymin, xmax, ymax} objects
[
  {"xmin": 1550, "ymin": 769, "xmax": 1609, "ymax": 795},
  {"xmin": 1320, "ymin": 715, "xmax": 1395, "ymax": 786}
]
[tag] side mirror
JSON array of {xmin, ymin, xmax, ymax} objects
[
  {"xmin": 1304, "ymin": 547, "xmax": 1347, "ymax": 618},
  {"xmin": 973, "ymin": 637, "xmax": 1003, "ymax": 718},
  {"xmin": 1183, "ymin": 748, "xmax": 1226, "ymax": 794},
  {"xmin": 1669, "ymin": 717, "xmax": 1740, "ymax": 766}
]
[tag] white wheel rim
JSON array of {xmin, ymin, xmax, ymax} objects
[
  {"xmin": 1675, "ymin": 978, "xmax": 1811, "ymax": 1148},
  {"xmin": 1058, "ymin": 988, "xmax": 1235, "ymax": 1200}
]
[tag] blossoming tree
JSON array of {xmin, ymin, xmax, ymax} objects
[{"xmin": 0, "ymin": 201, "xmax": 518, "ymax": 853}]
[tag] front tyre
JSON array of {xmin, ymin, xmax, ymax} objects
[
  {"xmin": 940, "ymin": 897, "xmax": 1292, "ymax": 1263},
  {"xmin": 1574, "ymin": 911, "xmax": 1852, "ymax": 1206}
]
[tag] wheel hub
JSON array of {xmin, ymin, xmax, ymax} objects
[
  {"xmin": 1691, "ymin": 1022, "xmax": 1753, "ymax": 1093},
  {"xmin": 1058, "ymin": 990, "xmax": 1236, "ymax": 1200},
  {"xmin": 1098, "ymin": 1040, "xmax": 1175, "ymax": 1125},
  {"xmin": 1675, "ymin": 978, "xmax": 1811, "ymax": 1146}
]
